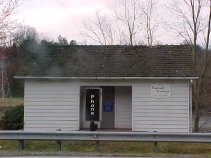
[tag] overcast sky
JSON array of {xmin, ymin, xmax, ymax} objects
[
  {"xmin": 13, "ymin": 0, "xmax": 112, "ymax": 43},
  {"xmin": 12, "ymin": 0, "xmax": 209, "ymax": 45}
]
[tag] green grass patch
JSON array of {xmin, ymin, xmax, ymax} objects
[
  {"xmin": 99, "ymin": 142, "xmax": 153, "ymax": 153},
  {"xmin": 0, "ymin": 140, "xmax": 19, "ymax": 150},
  {"xmin": 24, "ymin": 141, "xmax": 57, "ymax": 152},
  {"xmin": 62, "ymin": 141, "xmax": 95, "ymax": 152},
  {"xmin": 158, "ymin": 143, "xmax": 211, "ymax": 154},
  {"xmin": 0, "ymin": 140, "xmax": 211, "ymax": 155}
]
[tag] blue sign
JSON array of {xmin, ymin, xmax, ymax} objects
[{"xmin": 103, "ymin": 101, "xmax": 113, "ymax": 112}]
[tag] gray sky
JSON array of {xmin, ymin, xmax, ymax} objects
[
  {"xmin": 12, "ymin": 0, "xmax": 209, "ymax": 45},
  {"xmin": 14, "ymin": 0, "xmax": 114, "ymax": 43}
]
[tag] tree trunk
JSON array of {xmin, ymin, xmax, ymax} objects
[
  {"xmin": 194, "ymin": 93, "xmax": 199, "ymax": 132},
  {"xmin": 130, "ymin": 34, "xmax": 133, "ymax": 45}
]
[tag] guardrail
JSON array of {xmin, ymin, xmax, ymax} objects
[{"xmin": 0, "ymin": 131, "xmax": 211, "ymax": 152}]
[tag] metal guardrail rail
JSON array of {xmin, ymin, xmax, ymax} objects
[{"xmin": 0, "ymin": 131, "xmax": 211, "ymax": 151}]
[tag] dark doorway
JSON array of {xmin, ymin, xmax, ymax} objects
[{"xmin": 100, "ymin": 86, "xmax": 115, "ymax": 128}]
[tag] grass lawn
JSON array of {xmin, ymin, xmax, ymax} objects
[
  {"xmin": 0, "ymin": 98, "xmax": 23, "ymax": 107},
  {"xmin": 0, "ymin": 98, "xmax": 23, "ymax": 118},
  {"xmin": 0, "ymin": 140, "xmax": 211, "ymax": 156}
]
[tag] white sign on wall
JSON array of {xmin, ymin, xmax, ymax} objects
[{"xmin": 151, "ymin": 83, "xmax": 170, "ymax": 98}]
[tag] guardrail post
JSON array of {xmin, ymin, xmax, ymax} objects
[
  {"xmin": 153, "ymin": 141, "xmax": 158, "ymax": 152},
  {"xmin": 96, "ymin": 140, "xmax": 100, "ymax": 152},
  {"xmin": 18, "ymin": 140, "xmax": 25, "ymax": 150},
  {"xmin": 56, "ymin": 140, "xmax": 61, "ymax": 151}
]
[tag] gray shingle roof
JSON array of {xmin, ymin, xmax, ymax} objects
[{"xmin": 16, "ymin": 45, "xmax": 197, "ymax": 78}]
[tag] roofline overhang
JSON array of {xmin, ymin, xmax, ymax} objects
[{"xmin": 14, "ymin": 76, "xmax": 199, "ymax": 80}]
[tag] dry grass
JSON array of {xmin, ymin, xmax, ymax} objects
[
  {"xmin": 0, "ymin": 98, "xmax": 23, "ymax": 107},
  {"xmin": 0, "ymin": 98, "xmax": 23, "ymax": 118},
  {"xmin": 0, "ymin": 140, "xmax": 211, "ymax": 156}
]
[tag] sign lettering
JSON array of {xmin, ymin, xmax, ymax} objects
[
  {"xmin": 151, "ymin": 83, "xmax": 170, "ymax": 98},
  {"xmin": 86, "ymin": 89, "xmax": 100, "ymax": 121}
]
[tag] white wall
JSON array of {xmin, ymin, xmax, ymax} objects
[
  {"xmin": 115, "ymin": 87, "xmax": 132, "ymax": 128},
  {"xmin": 132, "ymin": 81, "xmax": 189, "ymax": 133},
  {"xmin": 24, "ymin": 80, "xmax": 80, "ymax": 131},
  {"xmin": 24, "ymin": 79, "xmax": 190, "ymax": 133}
]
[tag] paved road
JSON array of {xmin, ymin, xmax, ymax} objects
[
  {"xmin": 1, "ymin": 155, "xmax": 206, "ymax": 158},
  {"xmin": 1, "ymin": 157, "xmax": 157, "ymax": 158},
  {"xmin": 1, "ymin": 157, "xmax": 152, "ymax": 158}
]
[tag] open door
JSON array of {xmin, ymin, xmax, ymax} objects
[{"xmin": 100, "ymin": 86, "xmax": 115, "ymax": 129}]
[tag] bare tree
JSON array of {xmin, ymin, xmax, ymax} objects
[
  {"xmin": 82, "ymin": 0, "xmax": 161, "ymax": 45},
  {"xmin": 169, "ymin": 0, "xmax": 211, "ymax": 132},
  {"xmin": 114, "ymin": 0, "xmax": 142, "ymax": 45},
  {"xmin": 0, "ymin": 0, "xmax": 23, "ymax": 46},
  {"xmin": 13, "ymin": 25, "xmax": 39, "ymax": 45},
  {"xmin": 82, "ymin": 11, "xmax": 115, "ymax": 45},
  {"xmin": 141, "ymin": 0, "xmax": 158, "ymax": 46},
  {"xmin": 168, "ymin": 0, "xmax": 208, "ymax": 60},
  {"xmin": 194, "ymin": 0, "xmax": 211, "ymax": 132}
]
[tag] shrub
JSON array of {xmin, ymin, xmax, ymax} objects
[{"xmin": 0, "ymin": 105, "xmax": 23, "ymax": 130}]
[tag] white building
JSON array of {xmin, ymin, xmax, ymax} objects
[{"xmin": 15, "ymin": 45, "xmax": 197, "ymax": 133}]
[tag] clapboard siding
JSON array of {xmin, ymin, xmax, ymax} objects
[
  {"xmin": 24, "ymin": 80, "xmax": 80, "ymax": 132},
  {"xmin": 132, "ymin": 82, "xmax": 189, "ymax": 133},
  {"xmin": 134, "ymin": 106, "xmax": 187, "ymax": 110},
  {"xmin": 134, "ymin": 117, "xmax": 187, "ymax": 121},
  {"xmin": 115, "ymin": 87, "xmax": 132, "ymax": 128},
  {"xmin": 26, "ymin": 117, "xmax": 78, "ymax": 121},
  {"xmin": 25, "ymin": 98, "xmax": 78, "ymax": 102},
  {"xmin": 25, "ymin": 102, "xmax": 78, "ymax": 106}
]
